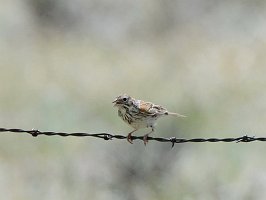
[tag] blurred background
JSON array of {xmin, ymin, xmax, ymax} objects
[{"xmin": 1, "ymin": 0, "xmax": 266, "ymax": 199}]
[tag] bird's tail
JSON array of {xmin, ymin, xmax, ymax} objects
[{"xmin": 166, "ymin": 112, "xmax": 186, "ymax": 117}]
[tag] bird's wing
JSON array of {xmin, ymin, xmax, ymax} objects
[
  {"xmin": 150, "ymin": 104, "xmax": 168, "ymax": 115},
  {"xmin": 138, "ymin": 101, "xmax": 153, "ymax": 115},
  {"xmin": 139, "ymin": 101, "xmax": 166, "ymax": 115}
]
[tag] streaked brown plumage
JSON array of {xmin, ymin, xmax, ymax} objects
[{"xmin": 113, "ymin": 94, "xmax": 185, "ymax": 145}]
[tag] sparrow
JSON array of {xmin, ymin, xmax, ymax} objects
[{"xmin": 112, "ymin": 94, "xmax": 185, "ymax": 145}]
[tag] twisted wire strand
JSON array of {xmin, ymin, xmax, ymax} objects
[{"xmin": 0, "ymin": 127, "xmax": 265, "ymax": 147}]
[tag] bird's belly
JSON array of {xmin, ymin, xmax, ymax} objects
[
  {"xmin": 118, "ymin": 107, "xmax": 158, "ymax": 129},
  {"xmin": 129, "ymin": 118, "xmax": 156, "ymax": 129}
]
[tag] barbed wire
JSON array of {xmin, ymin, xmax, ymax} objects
[{"xmin": 0, "ymin": 127, "xmax": 265, "ymax": 147}]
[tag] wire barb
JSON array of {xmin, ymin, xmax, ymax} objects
[
  {"xmin": 0, "ymin": 127, "xmax": 265, "ymax": 147},
  {"xmin": 169, "ymin": 137, "xmax": 177, "ymax": 148},
  {"xmin": 30, "ymin": 129, "xmax": 40, "ymax": 137},
  {"xmin": 236, "ymin": 135, "xmax": 255, "ymax": 143}
]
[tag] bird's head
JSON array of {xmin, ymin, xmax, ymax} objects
[{"xmin": 112, "ymin": 94, "xmax": 133, "ymax": 108}]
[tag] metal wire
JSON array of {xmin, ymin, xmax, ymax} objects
[{"xmin": 0, "ymin": 127, "xmax": 265, "ymax": 147}]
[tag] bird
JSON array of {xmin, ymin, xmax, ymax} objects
[{"xmin": 112, "ymin": 94, "xmax": 186, "ymax": 145}]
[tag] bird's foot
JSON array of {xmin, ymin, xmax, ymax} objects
[
  {"xmin": 143, "ymin": 134, "xmax": 148, "ymax": 146},
  {"xmin": 127, "ymin": 133, "xmax": 133, "ymax": 144},
  {"xmin": 143, "ymin": 128, "xmax": 154, "ymax": 146}
]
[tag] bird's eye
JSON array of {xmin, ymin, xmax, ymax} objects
[{"xmin": 122, "ymin": 97, "xmax": 127, "ymax": 101}]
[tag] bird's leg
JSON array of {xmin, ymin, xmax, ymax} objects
[
  {"xmin": 143, "ymin": 128, "xmax": 154, "ymax": 146},
  {"xmin": 127, "ymin": 129, "xmax": 137, "ymax": 144}
]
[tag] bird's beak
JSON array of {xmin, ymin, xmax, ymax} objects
[{"xmin": 112, "ymin": 98, "xmax": 118, "ymax": 106}]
